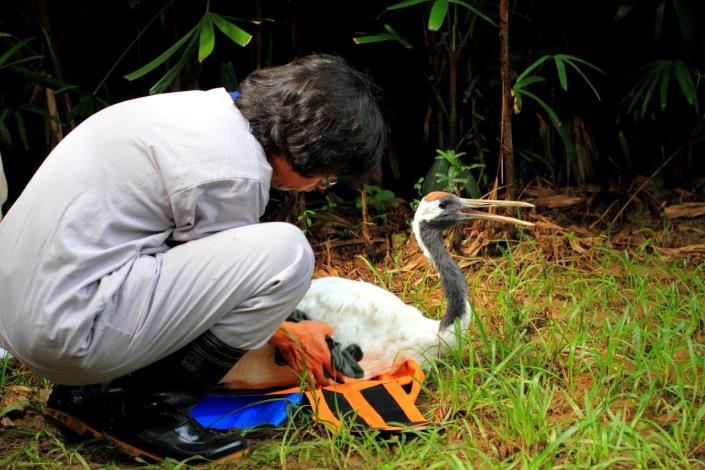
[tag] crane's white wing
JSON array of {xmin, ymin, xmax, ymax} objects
[
  {"xmin": 297, "ymin": 277, "xmax": 442, "ymax": 377},
  {"xmin": 222, "ymin": 277, "xmax": 448, "ymax": 389}
]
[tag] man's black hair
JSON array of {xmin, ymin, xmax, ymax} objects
[{"xmin": 235, "ymin": 54, "xmax": 386, "ymax": 183}]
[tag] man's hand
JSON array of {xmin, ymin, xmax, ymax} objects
[{"xmin": 269, "ymin": 320, "xmax": 338, "ymax": 386}]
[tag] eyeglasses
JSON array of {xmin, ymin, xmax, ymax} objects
[{"xmin": 319, "ymin": 176, "xmax": 338, "ymax": 189}]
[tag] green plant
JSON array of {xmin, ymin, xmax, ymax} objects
[
  {"xmin": 623, "ymin": 59, "xmax": 699, "ymax": 117},
  {"xmin": 356, "ymin": 184, "xmax": 399, "ymax": 212},
  {"xmin": 297, "ymin": 208, "xmax": 316, "ymax": 234},
  {"xmin": 123, "ymin": 1, "xmax": 253, "ymax": 94},
  {"xmin": 430, "ymin": 149, "xmax": 483, "ymax": 197}
]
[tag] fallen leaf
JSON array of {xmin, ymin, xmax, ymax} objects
[
  {"xmin": 663, "ymin": 202, "xmax": 705, "ymax": 219},
  {"xmin": 531, "ymin": 194, "xmax": 585, "ymax": 209}
]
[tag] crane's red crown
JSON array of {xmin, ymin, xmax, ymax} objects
[{"xmin": 423, "ymin": 191, "xmax": 451, "ymax": 202}]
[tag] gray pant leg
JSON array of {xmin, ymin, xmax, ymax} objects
[{"xmin": 84, "ymin": 222, "xmax": 313, "ymax": 383}]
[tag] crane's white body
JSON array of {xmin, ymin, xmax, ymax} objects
[
  {"xmin": 221, "ymin": 276, "xmax": 462, "ymax": 389},
  {"xmin": 299, "ymin": 276, "xmax": 463, "ymax": 376}
]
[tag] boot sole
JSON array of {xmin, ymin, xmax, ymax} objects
[
  {"xmin": 103, "ymin": 433, "xmax": 249, "ymax": 463},
  {"xmin": 44, "ymin": 407, "xmax": 103, "ymax": 439},
  {"xmin": 46, "ymin": 407, "xmax": 249, "ymax": 463}
]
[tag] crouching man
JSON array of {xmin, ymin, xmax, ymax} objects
[{"xmin": 0, "ymin": 54, "xmax": 385, "ymax": 462}]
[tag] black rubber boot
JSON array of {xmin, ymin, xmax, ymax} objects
[
  {"xmin": 101, "ymin": 331, "xmax": 249, "ymax": 463},
  {"xmin": 44, "ymin": 382, "xmax": 121, "ymax": 440}
]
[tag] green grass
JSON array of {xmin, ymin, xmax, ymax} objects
[{"xmin": 1, "ymin": 235, "xmax": 704, "ymax": 469}]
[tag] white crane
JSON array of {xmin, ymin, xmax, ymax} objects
[{"xmin": 221, "ymin": 191, "xmax": 533, "ymax": 389}]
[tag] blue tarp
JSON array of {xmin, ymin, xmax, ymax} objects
[{"xmin": 189, "ymin": 391, "xmax": 305, "ymax": 430}]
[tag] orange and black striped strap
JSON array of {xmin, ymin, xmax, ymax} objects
[
  {"xmin": 267, "ymin": 359, "xmax": 430, "ymax": 432},
  {"xmin": 305, "ymin": 381, "xmax": 429, "ymax": 431}
]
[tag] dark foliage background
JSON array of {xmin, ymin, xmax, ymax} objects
[{"xmin": 1, "ymin": 0, "xmax": 704, "ymax": 211}]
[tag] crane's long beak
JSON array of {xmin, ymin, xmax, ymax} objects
[{"xmin": 458, "ymin": 198, "xmax": 535, "ymax": 226}]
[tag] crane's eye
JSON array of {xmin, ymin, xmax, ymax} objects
[{"xmin": 438, "ymin": 201, "xmax": 449, "ymax": 209}]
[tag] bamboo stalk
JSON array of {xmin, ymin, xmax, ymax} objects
[
  {"xmin": 44, "ymin": 87, "xmax": 63, "ymax": 146},
  {"xmin": 498, "ymin": 0, "xmax": 515, "ymax": 197}
]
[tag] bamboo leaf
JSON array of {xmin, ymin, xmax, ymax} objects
[
  {"xmin": 212, "ymin": 14, "xmax": 252, "ymax": 47},
  {"xmin": 0, "ymin": 37, "xmax": 33, "ymax": 67},
  {"xmin": 640, "ymin": 66, "xmax": 662, "ymax": 116},
  {"xmin": 124, "ymin": 26, "xmax": 198, "ymax": 81},
  {"xmin": 198, "ymin": 14, "xmax": 215, "ymax": 63},
  {"xmin": 149, "ymin": 35, "xmax": 198, "ymax": 95},
  {"xmin": 448, "ymin": 0, "xmax": 497, "ymax": 26},
  {"xmin": 428, "ymin": 0, "xmax": 449, "ymax": 31},
  {"xmin": 554, "ymin": 57, "xmax": 568, "ymax": 91},
  {"xmin": 625, "ymin": 64, "xmax": 659, "ymax": 114},
  {"xmin": 672, "ymin": 60, "xmax": 698, "ymax": 112},
  {"xmin": 514, "ymin": 55, "xmax": 553, "ymax": 86},
  {"xmin": 558, "ymin": 54, "xmax": 605, "ymax": 74},
  {"xmin": 625, "ymin": 61, "xmax": 664, "ymax": 114},
  {"xmin": 9, "ymin": 66, "xmax": 73, "ymax": 89},
  {"xmin": 53, "ymin": 84, "xmax": 81, "ymax": 95},
  {"xmin": 387, "ymin": 0, "xmax": 430, "ymax": 11},
  {"xmin": 0, "ymin": 38, "xmax": 36, "ymax": 68},
  {"xmin": 562, "ymin": 56, "xmax": 603, "ymax": 100},
  {"xmin": 18, "ymin": 103, "xmax": 64, "ymax": 123},
  {"xmin": 0, "ymin": 55, "xmax": 44, "ymax": 71},
  {"xmin": 557, "ymin": 54, "xmax": 606, "ymax": 75},
  {"xmin": 512, "ymin": 76, "xmax": 546, "ymax": 90},
  {"xmin": 353, "ymin": 34, "xmax": 398, "ymax": 45},
  {"xmin": 383, "ymin": 24, "xmax": 413, "ymax": 48}
]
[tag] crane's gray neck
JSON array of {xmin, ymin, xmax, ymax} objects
[{"xmin": 416, "ymin": 222, "xmax": 470, "ymax": 330}]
